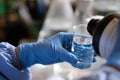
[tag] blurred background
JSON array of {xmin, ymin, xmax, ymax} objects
[{"xmin": 0, "ymin": 0, "xmax": 120, "ymax": 80}]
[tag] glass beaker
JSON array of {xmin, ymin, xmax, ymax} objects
[{"xmin": 72, "ymin": 24, "xmax": 94, "ymax": 69}]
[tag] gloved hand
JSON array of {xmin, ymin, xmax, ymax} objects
[
  {"xmin": 0, "ymin": 42, "xmax": 31, "ymax": 80},
  {"xmin": 18, "ymin": 32, "xmax": 97, "ymax": 69},
  {"xmin": 107, "ymin": 20, "xmax": 120, "ymax": 69}
]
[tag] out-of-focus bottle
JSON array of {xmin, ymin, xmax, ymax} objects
[
  {"xmin": 38, "ymin": 0, "xmax": 74, "ymax": 40},
  {"xmin": 74, "ymin": 0, "xmax": 94, "ymax": 24}
]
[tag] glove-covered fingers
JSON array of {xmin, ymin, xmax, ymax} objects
[
  {"xmin": 93, "ymin": 56, "xmax": 97, "ymax": 62},
  {"xmin": 93, "ymin": 53, "xmax": 97, "ymax": 62},
  {"xmin": 56, "ymin": 32, "xmax": 74, "ymax": 52},
  {"xmin": 57, "ymin": 47, "xmax": 78, "ymax": 65}
]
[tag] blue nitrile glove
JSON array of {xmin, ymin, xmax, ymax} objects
[
  {"xmin": 107, "ymin": 20, "xmax": 120, "ymax": 69},
  {"xmin": 18, "ymin": 32, "xmax": 97, "ymax": 69},
  {"xmin": 0, "ymin": 42, "xmax": 31, "ymax": 80}
]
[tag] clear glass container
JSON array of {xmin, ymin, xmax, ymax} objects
[{"xmin": 72, "ymin": 24, "xmax": 94, "ymax": 69}]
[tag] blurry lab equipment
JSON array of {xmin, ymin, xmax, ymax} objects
[
  {"xmin": 16, "ymin": 1, "xmax": 39, "ymax": 37},
  {"xmin": 74, "ymin": 0, "xmax": 94, "ymax": 24},
  {"xmin": 16, "ymin": 1, "xmax": 34, "ymax": 25},
  {"xmin": 93, "ymin": 0, "xmax": 120, "ymax": 15},
  {"xmin": 25, "ymin": 0, "xmax": 48, "ymax": 31},
  {"xmin": 38, "ymin": 0, "xmax": 74, "ymax": 40}
]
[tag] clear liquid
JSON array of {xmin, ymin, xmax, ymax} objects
[
  {"xmin": 73, "ymin": 34, "xmax": 92, "ymax": 45},
  {"xmin": 73, "ymin": 40, "xmax": 94, "ymax": 69}
]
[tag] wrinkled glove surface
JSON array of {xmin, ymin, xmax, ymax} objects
[{"xmin": 0, "ymin": 42, "xmax": 31, "ymax": 80}]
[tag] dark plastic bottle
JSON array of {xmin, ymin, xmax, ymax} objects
[{"xmin": 87, "ymin": 12, "xmax": 120, "ymax": 57}]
